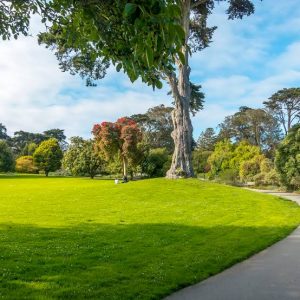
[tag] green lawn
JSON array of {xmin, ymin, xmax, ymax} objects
[{"xmin": 0, "ymin": 176, "xmax": 300, "ymax": 299}]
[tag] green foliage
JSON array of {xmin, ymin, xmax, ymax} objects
[
  {"xmin": 208, "ymin": 139, "xmax": 235, "ymax": 179},
  {"xmin": 21, "ymin": 142, "xmax": 38, "ymax": 156},
  {"xmin": 63, "ymin": 137, "xmax": 104, "ymax": 179},
  {"xmin": 142, "ymin": 147, "xmax": 170, "ymax": 177},
  {"xmin": 0, "ymin": 140, "xmax": 14, "ymax": 172},
  {"xmin": 15, "ymin": 156, "xmax": 38, "ymax": 174},
  {"xmin": 0, "ymin": 123, "xmax": 9, "ymax": 140},
  {"xmin": 0, "ymin": 177, "xmax": 299, "ymax": 299},
  {"xmin": 93, "ymin": 118, "xmax": 143, "ymax": 177},
  {"xmin": 208, "ymin": 140, "xmax": 263, "ymax": 183},
  {"xmin": 192, "ymin": 150, "xmax": 212, "ymax": 175},
  {"xmin": 275, "ymin": 124, "xmax": 300, "ymax": 190},
  {"xmin": 197, "ymin": 128, "xmax": 217, "ymax": 151},
  {"xmin": 260, "ymin": 158, "xmax": 274, "ymax": 173},
  {"xmin": 38, "ymin": 0, "xmax": 185, "ymax": 88},
  {"xmin": 168, "ymin": 82, "xmax": 205, "ymax": 116},
  {"xmin": 131, "ymin": 104, "xmax": 174, "ymax": 153},
  {"xmin": 229, "ymin": 141, "xmax": 261, "ymax": 172},
  {"xmin": 44, "ymin": 129, "xmax": 67, "ymax": 150},
  {"xmin": 239, "ymin": 154, "xmax": 264, "ymax": 182},
  {"xmin": 264, "ymin": 88, "xmax": 300, "ymax": 135},
  {"xmin": 33, "ymin": 138, "xmax": 63, "ymax": 176},
  {"xmin": 11, "ymin": 130, "xmax": 46, "ymax": 155},
  {"xmin": 0, "ymin": 0, "xmax": 47, "ymax": 40},
  {"xmin": 218, "ymin": 106, "xmax": 282, "ymax": 155}
]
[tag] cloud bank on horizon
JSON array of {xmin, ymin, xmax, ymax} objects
[{"xmin": 0, "ymin": 0, "xmax": 299, "ymax": 140}]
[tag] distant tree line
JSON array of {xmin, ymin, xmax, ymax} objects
[
  {"xmin": 193, "ymin": 87, "xmax": 300, "ymax": 190},
  {"xmin": 0, "ymin": 88, "xmax": 299, "ymax": 190}
]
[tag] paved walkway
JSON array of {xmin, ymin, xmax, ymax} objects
[{"xmin": 165, "ymin": 190, "xmax": 300, "ymax": 300}]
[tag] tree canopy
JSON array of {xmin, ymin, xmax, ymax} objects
[
  {"xmin": 0, "ymin": 140, "xmax": 14, "ymax": 172},
  {"xmin": 33, "ymin": 138, "xmax": 63, "ymax": 176},
  {"xmin": 63, "ymin": 137, "xmax": 104, "ymax": 179},
  {"xmin": 275, "ymin": 124, "xmax": 300, "ymax": 190},
  {"xmin": 93, "ymin": 117, "xmax": 143, "ymax": 178},
  {"xmin": 131, "ymin": 104, "xmax": 174, "ymax": 153},
  {"xmin": 0, "ymin": 123, "xmax": 9, "ymax": 140},
  {"xmin": 218, "ymin": 106, "xmax": 282, "ymax": 155},
  {"xmin": 264, "ymin": 88, "xmax": 300, "ymax": 135}
]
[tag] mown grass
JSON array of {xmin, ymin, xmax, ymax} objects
[{"xmin": 0, "ymin": 175, "xmax": 300, "ymax": 299}]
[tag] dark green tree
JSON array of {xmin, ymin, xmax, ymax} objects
[
  {"xmin": 264, "ymin": 88, "xmax": 300, "ymax": 135},
  {"xmin": 197, "ymin": 128, "xmax": 217, "ymax": 151},
  {"xmin": 142, "ymin": 147, "xmax": 170, "ymax": 177},
  {"xmin": 11, "ymin": 131, "xmax": 46, "ymax": 154},
  {"xmin": 275, "ymin": 124, "xmax": 300, "ymax": 190},
  {"xmin": 63, "ymin": 137, "xmax": 104, "ymax": 179},
  {"xmin": 0, "ymin": 123, "xmax": 9, "ymax": 140},
  {"xmin": 0, "ymin": 140, "xmax": 14, "ymax": 172},
  {"xmin": 44, "ymin": 129, "xmax": 68, "ymax": 150},
  {"xmin": 0, "ymin": 0, "xmax": 49, "ymax": 40},
  {"xmin": 21, "ymin": 142, "xmax": 38, "ymax": 156},
  {"xmin": 192, "ymin": 150, "xmax": 212, "ymax": 175},
  {"xmin": 218, "ymin": 107, "xmax": 282, "ymax": 155},
  {"xmin": 131, "ymin": 104, "xmax": 174, "ymax": 152},
  {"xmin": 33, "ymin": 138, "xmax": 63, "ymax": 176}
]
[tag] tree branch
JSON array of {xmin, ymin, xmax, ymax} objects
[{"xmin": 191, "ymin": 0, "xmax": 206, "ymax": 9}]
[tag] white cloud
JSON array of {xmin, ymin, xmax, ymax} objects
[
  {"xmin": 0, "ymin": 34, "xmax": 172, "ymax": 139},
  {"xmin": 193, "ymin": 104, "xmax": 236, "ymax": 137},
  {"xmin": 1, "ymin": 1, "xmax": 300, "ymax": 140}
]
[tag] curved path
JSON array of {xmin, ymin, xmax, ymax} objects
[{"xmin": 165, "ymin": 190, "xmax": 300, "ymax": 300}]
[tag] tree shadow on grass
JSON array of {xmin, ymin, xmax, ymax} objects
[{"xmin": 0, "ymin": 222, "xmax": 296, "ymax": 300}]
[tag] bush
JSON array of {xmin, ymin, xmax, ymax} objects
[
  {"xmin": 253, "ymin": 169, "xmax": 280, "ymax": 187},
  {"xmin": 142, "ymin": 148, "xmax": 169, "ymax": 177},
  {"xmin": 0, "ymin": 140, "xmax": 14, "ymax": 172},
  {"xmin": 15, "ymin": 156, "xmax": 38, "ymax": 173},
  {"xmin": 254, "ymin": 173, "xmax": 266, "ymax": 186},
  {"xmin": 208, "ymin": 140, "xmax": 263, "ymax": 183},
  {"xmin": 275, "ymin": 124, "xmax": 300, "ymax": 190},
  {"xmin": 217, "ymin": 169, "xmax": 239, "ymax": 185},
  {"xmin": 192, "ymin": 150, "xmax": 212, "ymax": 175},
  {"xmin": 239, "ymin": 155, "xmax": 264, "ymax": 182},
  {"xmin": 260, "ymin": 158, "xmax": 273, "ymax": 173},
  {"xmin": 264, "ymin": 169, "xmax": 280, "ymax": 186},
  {"xmin": 33, "ymin": 138, "xmax": 63, "ymax": 176}
]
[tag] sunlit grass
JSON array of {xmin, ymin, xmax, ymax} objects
[{"xmin": 0, "ymin": 176, "xmax": 299, "ymax": 299}]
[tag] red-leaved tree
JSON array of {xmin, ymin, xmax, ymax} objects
[{"xmin": 92, "ymin": 118, "xmax": 142, "ymax": 178}]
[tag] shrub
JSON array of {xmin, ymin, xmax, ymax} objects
[
  {"xmin": 218, "ymin": 169, "xmax": 239, "ymax": 185},
  {"xmin": 142, "ymin": 148, "xmax": 169, "ymax": 177},
  {"xmin": 239, "ymin": 155, "xmax": 264, "ymax": 182},
  {"xmin": 275, "ymin": 124, "xmax": 300, "ymax": 190},
  {"xmin": 15, "ymin": 156, "xmax": 38, "ymax": 173},
  {"xmin": 264, "ymin": 169, "xmax": 280, "ymax": 186},
  {"xmin": 33, "ymin": 138, "xmax": 63, "ymax": 176},
  {"xmin": 253, "ymin": 173, "xmax": 266, "ymax": 186},
  {"xmin": 260, "ymin": 158, "xmax": 274, "ymax": 173},
  {"xmin": 0, "ymin": 140, "xmax": 14, "ymax": 172}
]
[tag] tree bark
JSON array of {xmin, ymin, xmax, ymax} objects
[
  {"xmin": 122, "ymin": 156, "xmax": 127, "ymax": 177},
  {"xmin": 166, "ymin": 0, "xmax": 194, "ymax": 178}
]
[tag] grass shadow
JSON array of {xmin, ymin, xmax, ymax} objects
[{"xmin": 0, "ymin": 222, "xmax": 296, "ymax": 300}]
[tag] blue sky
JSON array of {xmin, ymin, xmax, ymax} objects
[{"xmin": 0, "ymin": 0, "xmax": 299, "ymax": 140}]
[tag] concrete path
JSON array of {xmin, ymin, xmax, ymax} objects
[{"xmin": 165, "ymin": 190, "xmax": 300, "ymax": 300}]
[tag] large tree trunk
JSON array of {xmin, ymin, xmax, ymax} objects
[
  {"xmin": 167, "ymin": 107, "xmax": 194, "ymax": 178},
  {"xmin": 166, "ymin": 0, "xmax": 194, "ymax": 178}
]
